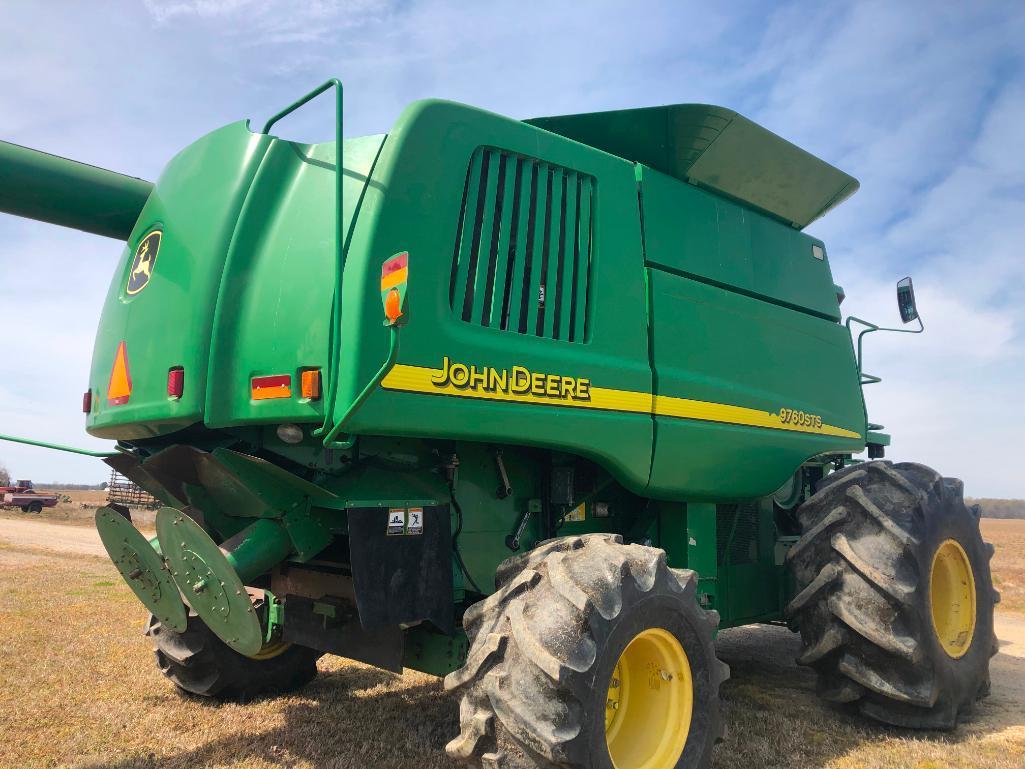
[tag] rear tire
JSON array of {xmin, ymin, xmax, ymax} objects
[
  {"xmin": 27, "ymin": 502, "xmax": 43, "ymax": 514},
  {"xmin": 786, "ymin": 461, "xmax": 998, "ymax": 728},
  {"xmin": 445, "ymin": 533, "xmax": 728, "ymax": 769},
  {"xmin": 146, "ymin": 612, "xmax": 321, "ymax": 700}
]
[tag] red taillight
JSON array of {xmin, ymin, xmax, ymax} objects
[
  {"xmin": 82, "ymin": 391, "xmax": 92, "ymax": 413},
  {"xmin": 167, "ymin": 367, "xmax": 184, "ymax": 399}
]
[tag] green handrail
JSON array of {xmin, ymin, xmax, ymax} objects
[
  {"xmin": 260, "ymin": 78, "xmax": 347, "ymax": 444},
  {"xmin": 319, "ymin": 325, "xmax": 401, "ymax": 449},
  {"xmin": 845, "ymin": 314, "xmax": 924, "ymax": 386}
]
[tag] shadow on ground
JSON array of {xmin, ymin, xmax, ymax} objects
[{"xmin": 76, "ymin": 622, "xmax": 1025, "ymax": 769}]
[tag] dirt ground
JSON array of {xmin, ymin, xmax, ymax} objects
[{"xmin": 0, "ymin": 517, "xmax": 1022, "ymax": 769}]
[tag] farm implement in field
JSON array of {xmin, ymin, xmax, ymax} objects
[{"xmin": 0, "ymin": 81, "xmax": 997, "ymax": 768}]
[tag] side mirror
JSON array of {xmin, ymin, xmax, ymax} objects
[{"xmin": 897, "ymin": 277, "xmax": 918, "ymax": 324}]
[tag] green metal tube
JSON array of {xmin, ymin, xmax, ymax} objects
[
  {"xmin": 319, "ymin": 324, "xmax": 400, "ymax": 448},
  {"xmin": 223, "ymin": 518, "xmax": 293, "ymax": 584},
  {"xmin": 0, "ymin": 432, "xmax": 119, "ymax": 457},
  {"xmin": 0, "ymin": 140, "xmax": 152, "ymax": 240}
]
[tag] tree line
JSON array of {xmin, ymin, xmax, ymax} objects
[{"xmin": 966, "ymin": 498, "xmax": 1025, "ymax": 520}]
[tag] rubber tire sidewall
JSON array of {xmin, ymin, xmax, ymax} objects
[
  {"xmin": 919, "ymin": 494, "xmax": 995, "ymax": 709},
  {"xmin": 584, "ymin": 592, "xmax": 717, "ymax": 769}
]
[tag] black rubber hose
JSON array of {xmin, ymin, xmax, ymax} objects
[{"xmin": 449, "ymin": 482, "xmax": 484, "ymax": 595}]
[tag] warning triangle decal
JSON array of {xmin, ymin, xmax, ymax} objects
[{"xmin": 107, "ymin": 341, "xmax": 132, "ymax": 406}]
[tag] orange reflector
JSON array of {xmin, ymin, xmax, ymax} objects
[
  {"xmin": 107, "ymin": 341, "xmax": 132, "ymax": 406},
  {"xmin": 301, "ymin": 370, "xmax": 321, "ymax": 401},
  {"xmin": 252, "ymin": 374, "xmax": 291, "ymax": 400},
  {"xmin": 385, "ymin": 288, "xmax": 402, "ymax": 324}
]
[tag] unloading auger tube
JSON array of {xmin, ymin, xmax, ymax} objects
[{"xmin": 0, "ymin": 139, "xmax": 152, "ymax": 240}]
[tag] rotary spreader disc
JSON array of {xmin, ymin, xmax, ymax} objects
[
  {"xmin": 96, "ymin": 506, "xmax": 187, "ymax": 632},
  {"xmin": 155, "ymin": 507, "xmax": 263, "ymax": 656}
]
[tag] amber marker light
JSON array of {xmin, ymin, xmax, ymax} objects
[
  {"xmin": 385, "ymin": 288, "xmax": 402, "ymax": 324},
  {"xmin": 301, "ymin": 369, "xmax": 321, "ymax": 400}
]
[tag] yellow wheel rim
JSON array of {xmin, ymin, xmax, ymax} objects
[
  {"xmin": 605, "ymin": 628, "xmax": 693, "ymax": 769},
  {"xmin": 246, "ymin": 639, "xmax": 291, "ymax": 660},
  {"xmin": 929, "ymin": 539, "xmax": 976, "ymax": 659}
]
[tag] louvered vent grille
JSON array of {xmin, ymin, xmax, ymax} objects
[
  {"xmin": 449, "ymin": 148, "xmax": 594, "ymax": 342},
  {"xmin": 716, "ymin": 503, "xmax": 760, "ymax": 565}
]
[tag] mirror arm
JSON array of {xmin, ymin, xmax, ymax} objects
[{"xmin": 845, "ymin": 315, "xmax": 924, "ymax": 384}]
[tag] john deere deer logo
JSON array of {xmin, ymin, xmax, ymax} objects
[{"xmin": 126, "ymin": 231, "xmax": 162, "ymax": 295}]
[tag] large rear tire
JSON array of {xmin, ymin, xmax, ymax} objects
[
  {"xmin": 786, "ymin": 461, "xmax": 998, "ymax": 728},
  {"xmin": 445, "ymin": 533, "xmax": 728, "ymax": 769},
  {"xmin": 146, "ymin": 612, "xmax": 321, "ymax": 700}
]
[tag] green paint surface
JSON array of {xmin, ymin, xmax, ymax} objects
[{"xmin": 60, "ymin": 98, "xmax": 878, "ymax": 651}]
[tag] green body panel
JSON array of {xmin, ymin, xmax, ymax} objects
[
  {"xmin": 334, "ymin": 100, "xmax": 654, "ymax": 492},
  {"xmin": 646, "ymin": 269, "xmax": 864, "ymax": 499},
  {"xmin": 638, "ymin": 166, "xmax": 840, "ymax": 320},
  {"xmin": 0, "ymin": 139, "xmax": 152, "ymax": 240},
  {"xmin": 87, "ymin": 122, "xmax": 272, "ymax": 438},
  {"xmin": 1, "ymin": 93, "xmax": 886, "ymax": 671},
  {"xmin": 205, "ymin": 134, "xmax": 386, "ymax": 428},
  {"xmin": 86, "ymin": 123, "xmax": 385, "ymax": 439}
]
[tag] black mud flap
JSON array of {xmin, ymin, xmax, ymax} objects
[
  {"xmin": 282, "ymin": 595, "xmax": 405, "ymax": 672},
  {"xmin": 347, "ymin": 504, "xmax": 453, "ymax": 634}
]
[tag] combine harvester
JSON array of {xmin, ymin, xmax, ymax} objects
[{"xmin": 0, "ymin": 82, "xmax": 997, "ymax": 768}]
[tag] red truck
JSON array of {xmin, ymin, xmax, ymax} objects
[{"xmin": 1, "ymin": 480, "xmax": 59, "ymax": 514}]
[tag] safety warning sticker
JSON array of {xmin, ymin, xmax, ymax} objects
[
  {"xmin": 386, "ymin": 508, "xmax": 405, "ymax": 536},
  {"xmin": 407, "ymin": 507, "xmax": 424, "ymax": 535},
  {"xmin": 564, "ymin": 503, "xmax": 586, "ymax": 523}
]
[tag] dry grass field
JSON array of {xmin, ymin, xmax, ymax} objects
[
  {"xmin": 1, "ymin": 489, "xmax": 110, "ymax": 525},
  {"xmin": 0, "ymin": 519, "xmax": 1022, "ymax": 769},
  {"xmin": 983, "ymin": 519, "xmax": 1025, "ymax": 614},
  {"xmin": 0, "ymin": 489, "xmax": 157, "ymax": 529}
]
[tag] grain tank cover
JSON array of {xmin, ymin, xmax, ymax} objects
[{"xmin": 527, "ymin": 104, "xmax": 859, "ymax": 229}]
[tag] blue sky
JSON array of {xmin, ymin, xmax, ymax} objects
[{"xmin": 1, "ymin": 0, "xmax": 1023, "ymax": 496}]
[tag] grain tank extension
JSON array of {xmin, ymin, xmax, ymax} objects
[{"xmin": 0, "ymin": 82, "xmax": 997, "ymax": 769}]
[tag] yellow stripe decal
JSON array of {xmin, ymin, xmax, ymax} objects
[
  {"xmin": 653, "ymin": 394, "xmax": 862, "ymax": 439},
  {"xmin": 381, "ymin": 364, "xmax": 651, "ymax": 414},
  {"xmin": 381, "ymin": 363, "xmax": 861, "ymax": 440}
]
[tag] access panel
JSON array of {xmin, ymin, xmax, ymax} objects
[{"xmin": 646, "ymin": 270, "xmax": 865, "ymax": 500}]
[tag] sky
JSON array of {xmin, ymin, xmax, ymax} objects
[{"xmin": 0, "ymin": 0, "xmax": 1023, "ymax": 496}]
